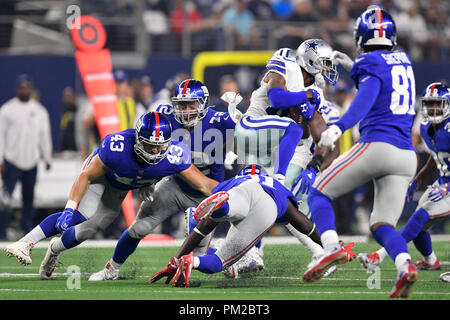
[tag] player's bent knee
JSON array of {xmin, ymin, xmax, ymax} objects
[{"xmin": 128, "ymin": 220, "xmax": 152, "ymax": 239}]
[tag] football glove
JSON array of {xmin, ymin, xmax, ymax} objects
[
  {"xmin": 318, "ymin": 125, "xmax": 342, "ymax": 151},
  {"xmin": 307, "ymin": 88, "xmax": 321, "ymax": 107},
  {"xmin": 331, "ymin": 50, "xmax": 354, "ymax": 72},
  {"xmin": 55, "ymin": 207, "xmax": 85, "ymax": 233},
  {"xmin": 148, "ymin": 257, "xmax": 178, "ymax": 284},
  {"xmin": 297, "ymin": 101, "xmax": 314, "ymax": 120},
  {"xmin": 405, "ymin": 180, "xmax": 419, "ymax": 202},
  {"xmin": 292, "ymin": 167, "xmax": 317, "ymax": 195},
  {"xmin": 221, "ymin": 91, "xmax": 243, "ymax": 123},
  {"xmin": 428, "ymin": 184, "xmax": 449, "ymax": 202}
]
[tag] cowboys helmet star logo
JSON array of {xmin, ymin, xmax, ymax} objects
[{"xmin": 307, "ymin": 40, "xmax": 318, "ymax": 52}]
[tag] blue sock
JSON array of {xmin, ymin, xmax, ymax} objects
[
  {"xmin": 274, "ymin": 122, "xmax": 303, "ymax": 176},
  {"xmin": 373, "ymin": 225, "xmax": 408, "ymax": 261},
  {"xmin": 197, "ymin": 253, "xmax": 223, "ymax": 274},
  {"xmin": 308, "ymin": 187, "xmax": 336, "ymax": 235},
  {"xmin": 206, "ymin": 247, "xmax": 217, "ymax": 255},
  {"xmin": 399, "ymin": 208, "xmax": 430, "ymax": 242},
  {"xmin": 211, "ymin": 202, "xmax": 230, "ymax": 219},
  {"xmin": 255, "ymin": 240, "xmax": 262, "ymax": 249},
  {"xmin": 112, "ymin": 229, "xmax": 141, "ymax": 264},
  {"xmin": 61, "ymin": 226, "xmax": 81, "ymax": 249},
  {"xmin": 413, "ymin": 231, "xmax": 433, "ymax": 257},
  {"xmin": 39, "ymin": 212, "xmax": 63, "ymax": 237}
]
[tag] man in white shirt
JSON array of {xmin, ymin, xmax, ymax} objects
[{"xmin": 0, "ymin": 74, "xmax": 52, "ymax": 240}]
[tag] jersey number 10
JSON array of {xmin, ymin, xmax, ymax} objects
[{"xmin": 390, "ymin": 65, "xmax": 415, "ymax": 115}]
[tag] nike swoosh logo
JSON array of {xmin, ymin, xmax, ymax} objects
[{"xmin": 355, "ymin": 57, "xmax": 365, "ymax": 63}]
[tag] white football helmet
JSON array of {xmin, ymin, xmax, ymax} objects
[{"xmin": 296, "ymin": 39, "xmax": 338, "ymax": 85}]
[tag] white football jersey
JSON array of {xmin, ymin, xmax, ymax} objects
[{"xmin": 246, "ymin": 48, "xmax": 305, "ymax": 118}]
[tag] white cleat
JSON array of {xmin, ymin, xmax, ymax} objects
[
  {"xmin": 39, "ymin": 237, "xmax": 62, "ymax": 280},
  {"xmin": 223, "ymin": 246, "xmax": 265, "ymax": 279},
  {"xmin": 88, "ymin": 260, "xmax": 119, "ymax": 281},
  {"xmin": 4, "ymin": 241, "xmax": 34, "ymax": 265}
]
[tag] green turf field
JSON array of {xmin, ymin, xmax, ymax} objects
[{"xmin": 0, "ymin": 240, "xmax": 448, "ymax": 301}]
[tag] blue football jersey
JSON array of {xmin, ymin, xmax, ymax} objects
[
  {"xmin": 351, "ymin": 50, "xmax": 416, "ymax": 150},
  {"xmin": 212, "ymin": 174, "xmax": 295, "ymax": 221},
  {"xmin": 155, "ymin": 104, "xmax": 236, "ymax": 195},
  {"xmin": 95, "ymin": 129, "xmax": 192, "ymax": 190},
  {"xmin": 420, "ymin": 118, "xmax": 450, "ymax": 184}
]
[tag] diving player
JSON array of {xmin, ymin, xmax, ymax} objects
[
  {"xmin": 229, "ymin": 39, "xmax": 342, "ymax": 276},
  {"xmin": 148, "ymin": 165, "xmax": 354, "ymax": 287},
  {"xmin": 304, "ymin": 7, "xmax": 418, "ymax": 298},
  {"xmin": 88, "ymin": 79, "xmax": 236, "ymax": 281},
  {"xmin": 358, "ymin": 82, "xmax": 450, "ymax": 272},
  {"xmin": 4, "ymin": 112, "xmax": 219, "ymax": 279}
]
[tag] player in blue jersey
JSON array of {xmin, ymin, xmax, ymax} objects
[
  {"xmin": 88, "ymin": 79, "xmax": 237, "ymax": 281},
  {"xmin": 358, "ymin": 82, "xmax": 450, "ymax": 273},
  {"xmin": 148, "ymin": 165, "xmax": 347, "ymax": 287},
  {"xmin": 303, "ymin": 7, "xmax": 419, "ymax": 298},
  {"xmin": 4, "ymin": 112, "xmax": 218, "ymax": 279}
]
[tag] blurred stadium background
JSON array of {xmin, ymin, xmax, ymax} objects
[{"xmin": 0, "ymin": 0, "xmax": 449, "ymax": 242}]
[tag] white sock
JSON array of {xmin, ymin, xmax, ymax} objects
[
  {"xmin": 425, "ymin": 251, "xmax": 438, "ymax": 265},
  {"xmin": 394, "ymin": 252, "xmax": 411, "ymax": 272},
  {"xmin": 377, "ymin": 247, "xmax": 388, "ymax": 262},
  {"xmin": 19, "ymin": 226, "xmax": 46, "ymax": 244},
  {"xmin": 109, "ymin": 259, "xmax": 122, "ymax": 269},
  {"xmin": 321, "ymin": 230, "xmax": 340, "ymax": 254},
  {"xmin": 50, "ymin": 237, "xmax": 67, "ymax": 254},
  {"xmin": 193, "ymin": 257, "xmax": 200, "ymax": 269},
  {"xmin": 284, "ymin": 223, "xmax": 324, "ymax": 257}
]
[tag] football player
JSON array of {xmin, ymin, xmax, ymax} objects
[
  {"xmin": 358, "ymin": 82, "xmax": 450, "ymax": 272},
  {"xmin": 148, "ymin": 164, "xmax": 355, "ymax": 287},
  {"xmin": 304, "ymin": 7, "xmax": 419, "ymax": 298},
  {"xmin": 4, "ymin": 112, "xmax": 218, "ymax": 279},
  {"xmin": 88, "ymin": 79, "xmax": 237, "ymax": 281},
  {"xmin": 230, "ymin": 39, "xmax": 342, "ymax": 275}
]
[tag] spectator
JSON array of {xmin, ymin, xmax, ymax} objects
[
  {"xmin": 0, "ymin": 74, "xmax": 52, "ymax": 240},
  {"xmin": 394, "ymin": 3, "xmax": 430, "ymax": 60},
  {"xmin": 114, "ymin": 69, "xmax": 145, "ymax": 130},
  {"xmin": 213, "ymin": 75, "xmax": 240, "ymax": 112},
  {"xmin": 222, "ymin": 0, "xmax": 262, "ymax": 49},
  {"xmin": 148, "ymin": 72, "xmax": 190, "ymax": 111},
  {"xmin": 271, "ymin": 0, "xmax": 294, "ymax": 20},
  {"xmin": 248, "ymin": 0, "xmax": 275, "ymax": 20},
  {"xmin": 59, "ymin": 87, "xmax": 79, "ymax": 152},
  {"xmin": 136, "ymin": 75, "xmax": 156, "ymax": 111}
]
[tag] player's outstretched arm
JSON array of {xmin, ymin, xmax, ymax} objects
[
  {"xmin": 284, "ymin": 201, "xmax": 322, "ymax": 246},
  {"xmin": 176, "ymin": 218, "xmax": 219, "ymax": 259},
  {"xmin": 177, "ymin": 164, "xmax": 219, "ymax": 196}
]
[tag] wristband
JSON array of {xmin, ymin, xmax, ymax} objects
[
  {"xmin": 193, "ymin": 227, "xmax": 206, "ymax": 238},
  {"xmin": 65, "ymin": 200, "xmax": 78, "ymax": 210}
]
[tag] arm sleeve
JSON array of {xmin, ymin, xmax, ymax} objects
[
  {"xmin": 334, "ymin": 75, "xmax": 381, "ymax": 133},
  {"xmin": 267, "ymin": 87, "xmax": 308, "ymax": 109}
]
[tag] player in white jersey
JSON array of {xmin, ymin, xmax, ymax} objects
[{"xmin": 227, "ymin": 39, "xmax": 342, "ymax": 276}]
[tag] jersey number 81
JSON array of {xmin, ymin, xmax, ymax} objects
[{"xmin": 390, "ymin": 65, "xmax": 415, "ymax": 115}]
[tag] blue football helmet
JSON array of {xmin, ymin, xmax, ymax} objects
[
  {"xmin": 134, "ymin": 112, "xmax": 172, "ymax": 165},
  {"xmin": 238, "ymin": 164, "xmax": 268, "ymax": 177},
  {"xmin": 421, "ymin": 82, "xmax": 450, "ymax": 124},
  {"xmin": 171, "ymin": 79, "xmax": 209, "ymax": 127},
  {"xmin": 354, "ymin": 6, "xmax": 397, "ymax": 52}
]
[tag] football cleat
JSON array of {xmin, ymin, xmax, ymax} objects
[
  {"xmin": 194, "ymin": 191, "xmax": 229, "ymax": 221},
  {"xmin": 390, "ymin": 259, "xmax": 418, "ymax": 298},
  {"xmin": 440, "ymin": 272, "xmax": 450, "ymax": 283},
  {"xmin": 223, "ymin": 247, "xmax": 264, "ymax": 279},
  {"xmin": 4, "ymin": 241, "xmax": 34, "ymax": 265},
  {"xmin": 302, "ymin": 242, "xmax": 354, "ymax": 283},
  {"xmin": 414, "ymin": 258, "xmax": 441, "ymax": 271},
  {"xmin": 173, "ymin": 252, "xmax": 194, "ymax": 288},
  {"xmin": 307, "ymin": 254, "xmax": 337, "ymax": 278},
  {"xmin": 149, "ymin": 257, "xmax": 178, "ymax": 284},
  {"xmin": 39, "ymin": 237, "xmax": 62, "ymax": 280},
  {"xmin": 358, "ymin": 250, "xmax": 381, "ymax": 271},
  {"xmin": 88, "ymin": 260, "xmax": 120, "ymax": 281}
]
